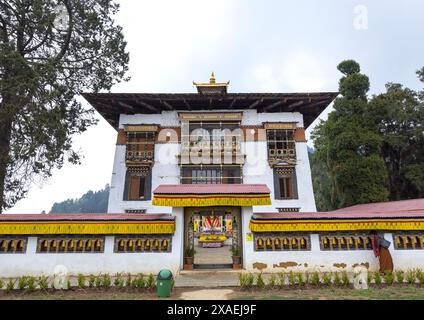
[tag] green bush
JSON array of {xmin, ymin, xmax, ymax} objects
[
  {"xmin": 304, "ymin": 272, "xmax": 310, "ymax": 285},
  {"xmin": 406, "ymin": 270, "xmax": 416, "ymax": 284},
  {"xmin": 384, "ymin": 272, "xmax": 394, "ymax": 285},
  {"xmin": 133, "ymin": 273, "xmax": 145, "ymax": 288},
  {"xmin": 267, "ymin": 274, "xmax": 277, "ymax": 289},
  {"xmin": 95, "ymin": 274, "xmax": 102, "ymax": 287},
  {"xmin": 37, "ymin": 276, "xmax": 49, "ymax": 291},
  {"xmin": 367, "ymin": 272, "xmax": 373, "ymax": 284},
  {"xmin": 278, "ymin": 273, "xmax": 287, "ymax": 288},
  {"xmin": 102, "ymin": 274, "xmax": 111, "ymax": 288},
  {"xmin": 334, "ymin": 272, "xmax": 343, "ymax": 287},
  {"xmin": 322, "ymin": 273, "xmax": 332, "ymax": 286},
  {"xmin": 0, "ymin": 279, "xmax": 3, "ymax": 289},
  {"xmin": 17, "ymin": 276, "xmax": 28, "ymax": 290},
  {"xmin": 77, "ymin": 274, "xmax": 86, "ymax": 288},
  {"xmin": 395, "ymin": 270, "xmax": 404, "ymax": 284},
  {"xmin": 245, "ymin": 273, "xmax": 254, "ymax": 289},
  {"xmin": 114, "ymin": 273, "xmax": 125, "ymax": 287},
  {"xmin": 126, "ymin": 273, "xmax": 132, "ymax": 287},
  {"xmin": 66, "ymin": 279, "xmax": 71, "ymax": 290},
  {"xmin": 374, "ymin": 272, "xmax": 382, "ymax": 286},
  {"xmin": 27, "ymin": 277, "xmax": 36, "ymax": 291},
  {"xmin": 238, "ymin": 273, "xmax": 246, "ymax": 288},
  {"xmin": 341, "ymin": 271, "xmax": 350, "ymax": 286},
  {"xmin": 255, "ymin": 273, "xmax": 265, "ymax": 289},
  {"xmin": 288, "ymin": 271, "xmax": 297, "ymax": 286},
  {"xmin": 6, "ymin": 279, "xmax": 15, "ymax": 291},
  {"xmin": 88, "ymin": 274, "xmax": 96, "ymax": 288},
  {"xmin": 416, "ymin": 269, "xmax": 424, "ymax": 284},
  {"xmin": 310, "ymin": 272, "xmax": 320, "ymax": 286},
  {"xmin": 146, "ymin": 273, "xmax": 155, "ymax": 289},
  {"xmin": 296, "ymin": 273, "xmax": 305, "ymax": 287}
]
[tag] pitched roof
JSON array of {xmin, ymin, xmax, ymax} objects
[{"xmin": 82, "ymin": 92, "xmax": 338, "ymax": 130}]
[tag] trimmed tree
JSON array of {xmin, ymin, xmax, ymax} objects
[
  {"xmin": 311, "ymin": 60, "xmax": 388, "ymax": 210},
  {"xmin": 0, "ymin": 0, "xmax": 129, "ymax": 212}
]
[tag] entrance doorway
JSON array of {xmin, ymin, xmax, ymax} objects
[{"xmin": 184, "ymin": 207, "xmax": 242, "ymax": 269}]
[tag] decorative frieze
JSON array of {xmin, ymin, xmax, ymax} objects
[
  {"xmin": 319, "ymin": 233, "xmax": 373, "ymax": 251},
  {"xmin": 253, "ymin": 233, "xmax": 310, "ymax": 251},
  {"xmin": 277, "ymin": 208, "xmax": 300, "ymax": 213},
  {"xmin": 179, "ymin": 112, "xmax": 242, "ymax": 121},
  {"xmin": 36, "ymin": 236, "xmax": 105, "ymax": 253},
  {"xmin": 0, "ymin": 237, "xmax": 27, "ymax": 254},
  {"xmin": 393, "ymin": 232, "xmax": 424, "ymax": 250},
  {"xmin": 114, "ymin": 235, "xmax": 172, "ymax": 253}
]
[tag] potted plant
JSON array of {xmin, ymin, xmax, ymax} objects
[
  {"xmin": 184, "ymin": 247, "xmax": 195, "ymax": 270},
  {"xmin": 231, "ymin": 244, "xmax": 242, "ymax": 269}
]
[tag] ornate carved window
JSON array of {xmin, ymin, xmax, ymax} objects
[
  {"xmin": 0, "ymin": 237, "xmax": 27, "ymax": 254},
  {"xmin": 254, "ymin": 233, "xmax": 310, "ymax": 251},
  {"xmin": 393, "ymin": 233, "xmax": 424, "ymax": 250},
  {"xmin": 266, "ymin": 126, "xmax": 296, "ymax": 167},
  {"xmin": 181, "ymin": 165, "xmax": 242, "ymax": 184},
  {"xmin": 114, "ymin": 235, "xmax": 172, "ymax": 253},
  {"xmin": 124, "ymin": 166, "xmax": 152, "ymax": 201},
  {"xmin": 273, "ymin": 167, "xmax": 298, "ymax": 199},
  {"xmin": 36, "ymin": 236, "xmax": 105, "ymax": 253},
  {"xmin": 124, "ymin": 126, "xmax": 158, "ymax": 167},
  {"xmin": 319, "ymin": 234, "xmax": 373, "ymax": 251}
]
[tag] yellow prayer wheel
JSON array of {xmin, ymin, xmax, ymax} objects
[
  {"xmin": 340, "ymin": 238, "xmax": 345, "ymax": 244},
  {"xmin": 162, "ymin": 239, "xmax": 168, "ymax": 249},
  {"xmin": 266, "ymin": 238, "xmax": 272, "ymax": 246},
  {"xmin": 69, "ymin": 240, "xmax": 74, "ymax": 248},
  {"xmin": 332, "ymin": 238, "xmax": 336, "ymax": 245},
  {"xmin": 349, "ymin": 238, "xmax": 353, "ymax": 244},
  {"xmin": 275, "ymin": 238, "xmax": 280, "ymax": 246},
  {"xmin": 60, "ymin": 240, "xmax": 66, "ymax": 248},
  {"xmin": 154, "ymin": 239, "xmax": 159, "ymax": 248},
  {"xmin": 77, "ymin": 240, "xmax": 83, "ymax": 248},
  {"xmin": 301, "ymin": 238, "xmax": 305, "ymax": 245},
  {"xmin": 283, "ymin": 238, "xmax": 288, "ymax": 245},
  {"xmin": 137, "ymin": 239, "xmax": 142, "ymax": 248},
  {"xmin": 87, "ymin": 239, "xmax": 92, "ymax": 248},
  {"xmin": 95, "ymin": 240, "xmax": 101, "ymax": 248},
  {"xmin": 292, "ymin": 238, "xmax": 297, "ymax": 245},
  {"xmin": 145, "ymin": 239, "xmax": 150, "ymax": 248},
  {"xmin": 1, "ymin": 240, "xmax": 6, "ymax": 249},
  {"xmin": 258, "ymin": 238, "xmax": 263, "ymax": 246},
  {"xmin": 323, "ymin": 238, "xmax": 328, "ymax": 244}
]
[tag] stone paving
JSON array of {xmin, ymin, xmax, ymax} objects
[
  {"xmin": 179, "ymin": 289, "xmax": 234, "ymax": 300},
  {"xmin": 174, "ymin": 272, "xmax": 240, "ymax": 288},
  {"xmin": 194, "ymin": 245, "xmax": 232, "ymax": 264}
]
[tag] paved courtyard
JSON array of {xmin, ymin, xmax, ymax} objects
[{"xmin": 194, "ymin": 244, "xmax": 232, "ymax": 265}]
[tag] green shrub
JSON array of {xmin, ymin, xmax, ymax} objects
[
  {"xmin": 374, "ymin": 272, "xmax": 382, "ymax": 285},
  {"xmin": 406, "ymin": 270, "xmax": 416, "ymax": 284},
  {"xmin": 267, "ymin": 274, "xmax": 277, "ymax": 289},
  {"xmin": 6, "ymin": 279, "xmax": 15, "ymax": 291},
  {"xmin": 278, "ymin": 273, "xmax": 287, "ymax": 288},
  {"xmin": 126, "ymin": 273, "xmax": 132, "ymax": 287},
  {"xmin": 238, "ymin": 273, "xmax": 246, "ymax": 288},
  {"xmin": 95, "ymin": 274, "xmax": 102, "ymax": 287},
  {"xmin": 0, "ymin": 279, "xmax": 3, "ymax": 289},
  {"xmin": 304, "ymin": 272, "xmax": 310, "ymax": 285},
  {"xmin": 367, "ymin": 272, "xmax": 373, "ymax": 284},
  {"xmin": 322, "ymin": 273, "xmax": 332, "ymax": 286},
  {"xmin": 114, "ymin": 273, "xmax": 125, "ymax": 287},
  {"xmin": 88, "ymin": 274, "xmax": 96, "ymax": 288},
  {"xmin": 333, "ymin": 272, "xmax": 342, "ymax": 287},
  {"xmin": 17, "ymin": 276, "xmax": 28, "ymax": 290},
  {"xmin": 296, "ymin": 273, "xmax": 305, "ymax": 287},
  {"xmin": 66, "ymin": 279, "xmax": 71, "ymax": 290},
  {"xmin": 416, "ymin": 269, "xmax": 424, "ymax": 284},
  {"xmin": 245, "ymin": 273, "xmax": 254, "ymax": 289},
  {"xmin": 37, "ymin": 276, "xmax": 49, "ymax": 291},
  {"xmin": 310, "ymin": 272, "xmax": 320, "ymax": 286},
  {"xmin": 27, "ymin": 277, "xmax": 36, "ymax": 291},
  {"xmin": 256, "ymin": 273, "xmax": 265, "ymax": 289},
  {"xmin": 395, "ymin": 270, "xmax": 404, "ymax": 284},
  {"xmin": 341, "ymin": 271, "xmax": 350, "ymax": 286},
  {"xmin": 288, "ymin": 271, "xmax": 296, "ymax": 286},
  {"xmin": 77, "ymin": 274, "xmax": 86, "ymax": 288},
  {"xmin": 384, "ymin": 272, "xmax": 394, "ymax": 285},
  {"xmin": 102, "ymin": 274, "xmax": 111, "ymax": 288},
  {"xmin": 146, "ymin": 273, "xmax": 155, "ymax": 289},
  {"xmin": 133, "ymin": 273, "xmax": 145, "ymax": 288}
]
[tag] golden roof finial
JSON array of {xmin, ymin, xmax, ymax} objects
[{"xmin": 210, "ymin": 72, "xmax": 216, "ymax": 84}]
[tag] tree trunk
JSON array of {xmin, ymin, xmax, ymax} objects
[{"xmin": 0, "ymin": 116, "xmax": 12, "ymax": 214}]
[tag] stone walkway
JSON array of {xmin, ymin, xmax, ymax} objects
[
  {"xmin": 179, "ymin": 289, "xmax": 234, "ymax": 300},
  {"xmin": 194, "ymin": 245, "xmax": 232, "ymax": 264},
  {"xmin": 174, "ymin": 271, "xmax": 239, "ymax": 288}
]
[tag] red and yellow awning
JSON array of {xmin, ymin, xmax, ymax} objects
[{"xmin": 153, "ymin": 184, "xmax": 271, "ymax": 207}]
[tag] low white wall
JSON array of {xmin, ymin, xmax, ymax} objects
[{"xmin": 241, "ymin": 211, "xmax": 424, "ymax": 272}]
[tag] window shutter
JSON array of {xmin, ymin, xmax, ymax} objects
[{"xmin": 129, "ymin": 175, "xmax": 141, "ymax": 200}]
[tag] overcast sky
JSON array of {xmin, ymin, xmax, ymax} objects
[{"xmin": 6, "ymin": 0, "xmax": 424, "ymax": 213}]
